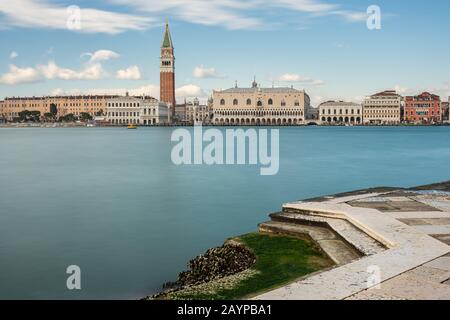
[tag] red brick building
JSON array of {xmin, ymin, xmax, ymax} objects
[
  {"xmin": 160, "ymin": 21, "xmax": 176, "ymax": 119},
  {"xmin": 404, "ymin": 92, "xmax": 441, "ymax": 124}
]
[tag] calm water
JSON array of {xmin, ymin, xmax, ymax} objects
[{"xmin": 1, "ymin": 126, "xmax": 450, "ymax": 299}]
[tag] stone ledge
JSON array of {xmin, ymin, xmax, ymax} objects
[
  {"xmin": 254, "ymin": 200, "xmax": 450, "ymax": 300},
  {"xmin": 259, "ymin": 221, "xmax": 361, "ymax": 265}
]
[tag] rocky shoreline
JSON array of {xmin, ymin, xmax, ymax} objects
[{"xmin": 149, "ymin": 240, "xmax": 256, "ymax": 299}]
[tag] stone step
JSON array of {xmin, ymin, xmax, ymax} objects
[
  {"xmin": 270, "ymin": 212, "xmax": 386, "ymax": 256},
  {"xmin": 259, "ymin": 221, "xmax": 361, "ymax": 265}
]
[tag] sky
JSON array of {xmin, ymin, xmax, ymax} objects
[{"xmin": 0, "ymin": 0, "xmax": 449, "ymax": 105}]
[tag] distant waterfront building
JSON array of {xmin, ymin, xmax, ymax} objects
[
  {"xmin": 174, "ymin": 103, "xmax": 187, "ymax": 123},
  {"xmin": 305, "ymin": 106, "xmax": 319, "ymax": 122},
  {"xmin": 363, "ymin": 90, "xmax": 402, "ymax": 125},
  {"xmin": 0, "ymin": 100, "xmax": 4, "ymax": 123},
  {"xmin": 212, "ymin": 79, "xmax": 310, "ymax": 125},
  {"xmin": 404, "ymin": 92, "xmax": 441, "ymax": 124},
  {"xmin": 319, "ymin": 101, "xmax": 362, "ymax": 125},
  {"xmin": 160, "ymin": 21, "xmax": 176, "ymax": 119},
  {"xmin": 441, "ymin": 101, "xmax": 449, "ymax": 122},
  {"xmin": 185, "ymin": 98, "xmax": 212, "ymax": 124},
  {"xmin": 0, "ymin": 95, "xmax": 116, "ymax": 121},
  {"xmin": 106, "ymin": 94, "xmax": 169, "ymax": 125}
]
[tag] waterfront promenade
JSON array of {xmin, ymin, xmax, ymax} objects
[{"xmin": 255, "ymin": 182, "xmax": 450, "ymax": 300}]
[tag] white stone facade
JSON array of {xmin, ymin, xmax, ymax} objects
[
  {"xmin": 319, "ymin": 101, "xmax": 362, "ymax": 125},
  {"xmin": 106, "ymin": 95, "xmax": 169, "ymax": 125},
  {"xmin": 363, "ymin": 90, "xmax": 402, "ymax": 125},
  {"xmin": 212, "ymin": 81, "xmax": 310, "ymax": 125}
]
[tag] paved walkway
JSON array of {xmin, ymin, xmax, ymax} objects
[{"xmin": 254, "ymin": 189, "xmax": 450, "ymax": 300}]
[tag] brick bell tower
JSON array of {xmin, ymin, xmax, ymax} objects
[{"xmin": 160, "ymin": 20, "xmax": 175, "ymax": 119}]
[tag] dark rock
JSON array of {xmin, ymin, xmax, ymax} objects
[{"xmin": 153, "ymin": 242, "xmax": 256, "ymax": 298}]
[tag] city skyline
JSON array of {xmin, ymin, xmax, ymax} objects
[{"xmin": 1, "ymin": 0, "xmax": 450, "ymax": 105}]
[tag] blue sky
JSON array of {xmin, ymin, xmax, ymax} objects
[{"xmin": 1, "ymin": 0, "xmax": 449, "ymax": 105}]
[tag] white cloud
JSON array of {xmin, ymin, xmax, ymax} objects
[
  {"xmin": 333, "ymin": 10, "xmax": 367, "ymax": 22},
  {"xmin": 274, "ymin": 0, "xmax": 336, "ymax": 13},
  {"xmin": 110, "ymin": 0, "xmax": 261, "ymax": 29},
  {"xmin": 0, "ymin": 1, "xmax": 370, "ymax": 33},
  {"xmin": 0, "ymin": 49, "xmax": 122, "ymax": 85},
  {"xmin": 193, "ymin": 65, "xmax": 224, "ymax": 79},
  {"xmin": 9, "ymin": 51, "xmax": 18, "ymax": 59},
  {"xmin": 81, "ymin": 50, "xmax": 120, "ymax": 63},
  {"xmin": 51, "ymin": 88, "xmax": 63, "ymax": 96},
  {"xmin": 279, "ymin": 73, "xmax": 311, "ymax": 82},
  {"xmin": 108, "ymin": 0, "xmax": 368, "ymax": 30},
  {"xmin": 0, "ymin": 64, "xmax": 41, "ymax": 85},
  {"xmin": 311, "ymin": 95, "xmax": 324, "ymax": 105},
  {"xmin": 116, "ymin": 65, "xmax": 141, "ymax": 80},
  {"xmin": 310, "ymin": 80, "xmax": 325, "ymax": 86},
  {"xmin": 394, "ymin": 85, "xmax": 408, "ymax": 95},
  {"xmin": 278, "ymin": 73, "xmax": 324, "ymax": 86},
  {"xmin": 176, "ymin": 84, "xmax": 206, "ymax": 98},
  {"xmin": 0, "ymin": 0, "xmax": 154, "ymax": 34},
  {"xmin": 56, "ymin": 85, "xmax": 160, "ymax": 97},
  {"xmin": 38, "ymin": 61, "xmax": 105, "ymax": 80}
]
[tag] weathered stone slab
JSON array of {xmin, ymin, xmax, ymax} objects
[
  {"xmin": 349, "ymin": 200, "xmax": 440, "ymax": 212},
  {"xmin": 407, "ymin": 265, "xmax": 450, "ymax": 283},
  {"xmin": 431, "ymin": 235, "xmax": 450, "ymax": 245},
  {"xmin": 412, "ymin": 198, "xmax": 450, "ymax": 212},
  {"xmin": 316, "ymin": 240, "xmax": 360, "ymax": 265},
  {"xmin": 348, "ymin": 275, "xmax": 450, "ymax": 300},
  {"xmin": 399, "ymin": 218, "xmax": 450, "ymax": 226},
  {"xmin": 255, "ymin": 200, "xmax": 450, "ymax": 300},
  {"xmin": 391, "ymin": 211, "xmax": 450, "ymax": 219},
  {"xmin": 424, "ymin": 257, "xmax": 450, "ymax": 272},
  {"xmin": 414, "ymin": 225, "xmax": 450, "ymax": 235}
]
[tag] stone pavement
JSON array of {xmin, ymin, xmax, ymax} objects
[{"xmin": 254, "ymin": 186, "xmax": 450, "ymax": 300}]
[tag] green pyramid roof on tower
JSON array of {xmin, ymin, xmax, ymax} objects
[{"xmin": 162, "ymin": 22, "xmax": 173, "ymax": 48}]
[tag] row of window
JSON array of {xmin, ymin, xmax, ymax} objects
[
  {"xmin": 364, "ymin": 110, "xmax": 400, "ymax": 114},
  {"xmin": 108, "ymin": 102, "xmax": 140, "ymax": 108},
  {"xmin": 407, "ymin": 103, "xmax": 439, "ymax": 108},
  {"xmin": 321, "ymin": 109, "xmax": 361, "ymax": 115},
  {"xmin": 108, "ymin": 112, "xmax": 140, "ymax": 117},
  {"xmin": 406, "ymin": 111, "xmax": 440, "ymax": 116},
  {"xmin": 220, "ymin": 98, "xmax": 300, "ymax": 107},
  {"xmin": 4, "ymin": 102, "xmax": 104, "ymax": 108},
  {"xmin": 109, "ymin": 119, "xmax": 159, "ymax": 125},
  {"xmin": 3, "ymin": 111, "xmax": 96, "ymax": 117},
  {"xmin": 108, "ymin": 108, "xmax": 159, "ymax": 117},
  {"xmin": 365, "ymin": 114, "xmax": 399, "ymax": 118},
  {"xmin": 215, "ymin": 110, "xmax": 304, "ymax": 116},
  {"xmin": 216, "ymin": 118, "xmax": 304, "ymax": 123},
  {"xmin": 364, "ymin": 101, "xmax": 401, "ymax": 104},
  {"xmin": 321, "ymin": 117, "xmax": 362, "ymax": 123}
]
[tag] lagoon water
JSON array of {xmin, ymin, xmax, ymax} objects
[{"xmin": 1, "ymin": 126, "xmax": 450, "ymax": 299}]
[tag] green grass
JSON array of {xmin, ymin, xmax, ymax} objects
[{"xmin": 170, "ymin": 232, "xmax": 333, "ymax": 300}]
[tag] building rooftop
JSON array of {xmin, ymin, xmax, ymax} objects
[
  {"xmin": 108, "ymin": 95, "xmax": 157, "ymax": 101},
  {"xmin": 319, "ymin": 101, "xmax": 360, "ymax": 107},
  {"xmin": 217, "ymin": 87, "xmax": 303, "ymax": 94},
  {"xmin": 406, "ymin": 92, "xmax": 441, "ymax": 101},
  {"xmin": 370, "ymin": 90, "xmax": 401, "ymax": 98}
]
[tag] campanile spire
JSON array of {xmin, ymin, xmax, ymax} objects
[{"xmin": 160, "ymin": 20, "xmax": 175, "ymax": 119}]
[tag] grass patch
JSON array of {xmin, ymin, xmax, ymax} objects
[{"xmin": 169, "ymin": 232, "xmax": 333, "ymax": 300}]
